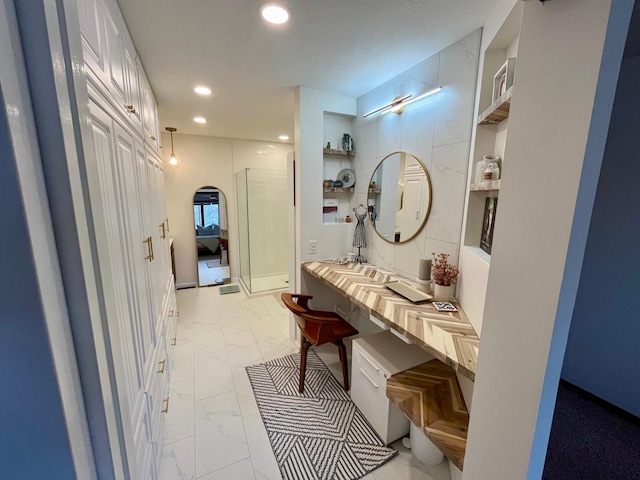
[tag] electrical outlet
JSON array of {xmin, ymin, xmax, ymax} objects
[{"xmin": 308, "ymin": 240, "xmax": 317, "ymax": 254}]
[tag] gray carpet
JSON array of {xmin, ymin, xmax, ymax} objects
[
  {"xmin": 246, "ymin": 350, "xmax": 397, "ymax": 479},
  {"xmin": 543, "ymin": 381, "xmax": 640, "ymax": 479}
]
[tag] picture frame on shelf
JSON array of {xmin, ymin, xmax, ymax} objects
[
  {"xmin": 492, "ymin": 57, "xmax": 517, "ymax": 101},
  {"xmin": 480, "ymin": 197, "xmax": 498, "ymax": 255}
]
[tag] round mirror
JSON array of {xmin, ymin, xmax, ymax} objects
[
  {"xmin": 193, "ymin": 186, "xmax": 230, "ymax": 287},
  {"xmin": 367, "ymin": 151, "xmax": 432, "ymax": 243}
]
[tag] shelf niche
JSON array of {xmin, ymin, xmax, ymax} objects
[{"xmin": 477, "ymin": 86, "xmax": 513, "ymax": 125}]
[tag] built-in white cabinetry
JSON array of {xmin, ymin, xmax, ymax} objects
[
  {"xmin": 351, "ymin": 331, "xmax": 434, "ymax": 444},
  {"xmin": 139, "ymin": 65, "xmax": 161, "ymax": 152},
  {"xmin": 78, "ymin": 0, "xmax": 175, "ymax": 477}
]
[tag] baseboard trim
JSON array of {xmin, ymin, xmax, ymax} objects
[{"xmin": 177, "ymin": 282, "xmax": 197, "ymax": 290}]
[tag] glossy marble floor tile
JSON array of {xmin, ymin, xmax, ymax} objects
[{"xmin": 159, "ymin": 286, "xmax": 448, "ymax": 479}]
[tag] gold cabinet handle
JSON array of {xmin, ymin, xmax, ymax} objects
[
  {"xmin": 168, "ymin": 310, "xmax": 174, "ymax": 317},
  {"xmin": 157, "ymin": 359, "xmax": 166, "ymax": 374},
  {"xmin": 160, "ymin": 222, "xmax": 166, "ymax": 239},
  {"xmin": 161, "ymin": 397, "xmax": 170, "ymax": 414},
  {"xmin": 171, "ymin": 337, "xmax": 176, "ymax": 346},
  {"xmin": 150, "ymin": 135, "xmax": 156, "ymax": 141},
  {"xmin": 176, "ymin": 310, "xmax": 180, "ymax": 317},
  {"xmin": 124, "ymin": 104, "xmax": 137, "ymax": 114},
  {"xmin": 165, "ymin": 218, "xmax": 170, "ymax": 232},
  {"xmin": 143, "ymin": 237, "xmax": 154, "ymax": 261}
]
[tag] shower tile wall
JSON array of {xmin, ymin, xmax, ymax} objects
[{"xmin": 247, "ymin": 169, "xmax": 288, "ymax": 279}]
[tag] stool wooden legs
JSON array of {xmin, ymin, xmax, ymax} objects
[
  {"xmin": 334, "ymin": 339, "xmax": 349, "ymax": 391},
  {"xmin": 299, "ymin": 337, "xmax": 350, "ymax": 393},
  {"xmin": 299, "ymin": 337, "xmax": 311, "ymax": 393}
]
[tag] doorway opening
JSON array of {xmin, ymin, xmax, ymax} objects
[{"xmin": 193, "ymin": 186, "xmax": 230, "ymax": 287}]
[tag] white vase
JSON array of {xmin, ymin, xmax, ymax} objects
[{"xmin": 433, "ymin": 283, "xmax": 454, "ymax": 301}]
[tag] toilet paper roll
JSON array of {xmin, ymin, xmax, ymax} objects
[{"xmin": 417, "ymin": 258, "xmax": 432, "ymax": 281}]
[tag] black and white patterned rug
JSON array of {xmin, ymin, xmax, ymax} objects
[{"xmin": 246, "ymin": 350, "xmax": 397, "ymax": 480}]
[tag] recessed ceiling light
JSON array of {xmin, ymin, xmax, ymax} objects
[
  {"xmin": 193, "ymin": 117, "xmax": 207, "ymax": 124},
  {"xmin": 194, "ymin": 86, "xmax": 211, "ymax": 95},
  {"xmin": 261, "ymin": 4, "xmax": 290, "ymax": 24},
  {"xmin": 278, "ymin": 135, "xmax": 289, "ymax": 141}
]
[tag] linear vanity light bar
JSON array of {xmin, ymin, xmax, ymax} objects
[
  {"xmin": 380, "ymin": 86, "xmax": 443, "ymax": 115},
  {"xmin": 363, "ymin": 94, "xmax": 412, "ymax": 117}
]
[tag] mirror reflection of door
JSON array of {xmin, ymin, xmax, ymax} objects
[{"xmin": 194, "ymin": 186, "xmax": 230, "ymax": 287}]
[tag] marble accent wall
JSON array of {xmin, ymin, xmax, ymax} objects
[{"xmin": 352, "ymin": 31, "xmax": 480, "ymax": 279}]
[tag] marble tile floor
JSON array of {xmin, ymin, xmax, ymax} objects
[
  {"xmin": 159, "ymin": 286, "xmax": 451, "ymax": 480},
  {"xmin": 197, "ymin": 256, "xmax": 230, "ymax": 287}
]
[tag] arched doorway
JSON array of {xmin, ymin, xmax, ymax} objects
[{"xmin": 193, "ymin": 186, "xmax": 230, "ymax": 286}]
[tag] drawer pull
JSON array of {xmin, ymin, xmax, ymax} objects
[
  {"xmin": 157, "ymin": 359, "xmax": 166, "ymax": 374},
  {"xmin": 150, "ymin": 135, "xmax": 156, "ymax": 141},
  {"xmin": 359, "ymin": 352, "xmax": 379, "ymax": 372},
  {"xmin": 176, "ymin": 310, "xmax": 180, "ymax": 317},
  {"xmin": 359, "ymin": 368, "xmax": 378, "ymax": 389},
  {"xmin": 143, "ymin": 236, "xmax": 154, "ymax": 261},
  {"xmin": 171, "ymin": 337, "xmax": 176, "ymax": 346},
  {"xmin": 168, "ymin": 310, "xmax": 174, "ymax": 317},
  {"xmin": 161, "ymin": 397, "xmax": 170, "ymax": 414},
  {"xmin": 160, "ymin": 222, "xmax": 166, "ymax": 239}
]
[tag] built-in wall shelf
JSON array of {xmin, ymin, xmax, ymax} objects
[
  {"xmin": 463, "ymin": 245, "xmax": 492, "ymax": 264},
  {"xmin": 323, "ymin": 187, "xmax": 355, "ymax": 193},
  {"xmin": 323, "ymin": 148, "xmax": 356, "ymax": 157},
  {"xmin": 470, "ymin": 179, "xmax": 501, "ymax": 192},
  {"xmin": 477, "ymin": 86, "xmax": 513, "ymax": 125},
  {"xmin": 368, "ymin": 188, "xmax": 381, "ymax": 194}
]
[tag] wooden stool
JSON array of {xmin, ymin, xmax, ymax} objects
[{"xmin": 281, "ymin": 293, "xmax": 359, "ymax": 392}]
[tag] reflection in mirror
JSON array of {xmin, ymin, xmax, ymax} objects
[
  {"xmin": 368, "ymin": 151, "xmax": 432, "ymax": 243},
  {"xmin": 194, "ymin": 186, "xmax": 230, "ymax": 286}
]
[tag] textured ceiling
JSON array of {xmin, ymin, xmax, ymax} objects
[{"xmin": 117, "ymin": 0, "xmax": 499, "ymax": 142}]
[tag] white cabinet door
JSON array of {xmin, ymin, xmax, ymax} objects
[
  {"xmin": 124, "ymin": 42, "xmax": 142, "ymax": 130},
  {"xmin": 87, "ymin": 101, "xmax": 147, "ymax": 473},
  {"xmin": 103, "ymin": 2, "xmax": 141, "ymax": 128},
  {"xmin": 139, "ymin": 64, "xmax": 160, "ymax": 153},
  {"xmin": 78, "ymin": 0, "xmax": 107, "ymax": 84}
]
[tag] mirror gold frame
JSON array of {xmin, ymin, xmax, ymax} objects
[{"xmin": 368, "ymin": 151, "xmax": 432, "ymax": 244}]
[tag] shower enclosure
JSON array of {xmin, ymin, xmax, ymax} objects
[{"xmin": 236, "ymin": 168, "xmax": 289, "ymax": 293}]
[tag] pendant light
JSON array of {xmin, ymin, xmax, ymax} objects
[{"xmin": 166, "ymin": 127, "xmax": 179, "ymax": 166}]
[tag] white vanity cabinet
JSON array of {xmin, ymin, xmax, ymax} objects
[
  {"xmin": 78, "ymin": 0, "xmax": 175, "ymax": 477},
  {"xmin": 351, "ymin": 331, "xmax": 434, "ymax": 444}
]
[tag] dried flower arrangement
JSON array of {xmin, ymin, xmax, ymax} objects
[{"xmin": 431, "ymin": 252, "xmax": 459, "ymax": 286}]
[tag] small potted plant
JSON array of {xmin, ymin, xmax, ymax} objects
[
  {"xmin": 342, "ymin": 133, "xmax": 354, "ymax": 158},
  {"xmin": 369, "ymin": 180, "xmax": 377, "ymax": 192},
  {"xmin": 323, "ymin": 179, "xmax": 330, "ymax": 188},
  {"xmin": 431, "ymin": 252, "xmax": 459, "ymax": 301}
]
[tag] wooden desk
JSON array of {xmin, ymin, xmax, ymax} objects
[{"xmin": 301, "ymin": 260, "xmax": 480, "ymax": 381}]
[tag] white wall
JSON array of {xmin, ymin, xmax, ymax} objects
[
  {"xmin": 353, "ymin": 31, "xmax": 481, "ymax": 279},
  {"xmin": 162, "ymin": 133, "xmax": 292, "ymax": 287},
  {"xmin": 463, "ymin": 1, "xmax": 632, "ymax": 478},
  {"xmin": 294, "ymin": 88, "xmax": 357, "ymax": 311}
]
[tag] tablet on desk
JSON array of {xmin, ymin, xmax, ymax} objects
[{"xmin": 385, "ymin": 281, "xmax": 433, "ymax": 303}]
